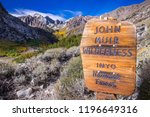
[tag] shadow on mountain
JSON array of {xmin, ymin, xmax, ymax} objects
[
  {"xmin": 0, "ymin": 2, "xmax": 57, "ymax": 43},
  {"xmin": 137, "ymin": 58, "xmax": 150, "ymax": 100}
]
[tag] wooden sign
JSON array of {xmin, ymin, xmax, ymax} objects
[{"xmin": 80, "ymin": 18, "xmax": 137, "ymax": 96}]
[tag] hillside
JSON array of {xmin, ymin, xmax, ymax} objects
[
  {"xmin": 0, "ymin": 3, "xmax": 56, "ymax": 42},
  {"xmin": 101, "ymin": 0, "xmax": 150, "ymax": 51},
  {"xmin": 64, "ymin": 16, "xmax": 93, "ymax": 36},
  {"xmin": 19, "ymin": 14, "xmax": 93, "ymax": 37},
  {"xmin": 102, "ymin": 0, "xmax": 150, "ymax": 23},
  {"xmin": 59, "ymin": 0, "xmax": 150, "ymax": 39}
]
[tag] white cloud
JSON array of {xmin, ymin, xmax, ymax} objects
[
  {"xmin": 11, "ymin": 9, "xmax": 65, "ymax": 21},
  {"xmin": 63, "ymin": 10, "xmax": 82, "ymax": 17}
]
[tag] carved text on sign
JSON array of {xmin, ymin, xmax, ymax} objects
[
  {"xmin": 94, "ymin": 26, "xmax": 121, "ymax": 34},
  {"xmin": 96, "ymin": 63, "xmax": 117, "ymax": 70},
  {"xmin": 83, "ymin": 46, "xmax": 133, "ymax": 57},
  {"xmin": 96, "ymin": 79, "xmax": 116, "ymax": 88},
  {"xmin": 80, "ymin": 19, "xmax": 136, "ymax": 95},
  {"xmin": 95, "ymin": 36, "xmax": 119, "ymax": 45},
  {"xmin": 93, "ymin": 70, "xmax": 120, "ymax": 80}
]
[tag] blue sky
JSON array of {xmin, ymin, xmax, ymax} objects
[{"xmin": 0, "ymin": 0, "xmax": 144, "ymax": 20}]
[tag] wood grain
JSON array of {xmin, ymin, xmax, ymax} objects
[
  {"xmin": 96, "ymin": 92, "xmax": 117, "ymax": 100},
  {"xmin": 80, "ymin": 19, "xmax": 137, "ymax": 96}
]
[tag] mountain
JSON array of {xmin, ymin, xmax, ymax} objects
[
  {"xmin": 61, "ymin": 0, "xmax": 150, "ymax": 39},
  {"xmin": 101, "ymin": 0, "xmax": 150, "ymax": 49},
  {"xmin": 0, "ymin": 3, "xmax": 56, "ymax": 42},
  {"xmin": 102, "ymin": 0, "xmax": 150, "ymax": 24},
  {"xmin": 60, "ymin": 0, "xmax": 150, "ymax": 37},
  {"xmin": 19, "ymin": 13, "xmax": 93, "ymax": 36},
  {"xmin": 19, "ymin": 13, "xmax": 64, "ymax": 31},
  {"xmin": 65, "ymin": 16, "xmax": 93, "ymax": 36},
  {"xmin": 57, "ymin": 16, "xmax": 94, "ymax": 37}
]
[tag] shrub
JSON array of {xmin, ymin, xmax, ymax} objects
[
  {"xmin": 138, "ymin": 59, "xmax": 150, "ymax": 100},
  {"xmin": 0, "ymin": 40, "xmax": 28, "ymax": 57},
  {"xmin": 54, "ymin": 56, "xmax": 84, "ymax": 99},
  {"xmin": 48, "ymin": 35, "xmax": 82, "ymax": 49},
  {"xmin": 54, "ymin": 29, "xmax": 67, "ymax": 39},
  {"xmin": 13, "ymin": 51, "xmax": 40, "ymax": 63},
  {"xmin": 43, "ymin": 48, "xmax": 67, "ymax": 60},
  {"xmin": 24, "ymin": 40, "xmax": 42, "ymax": 47},
  {"xmin": 0, "ymin": 62, "xmax": 15, "ymax": 99},
  {"xmin": 0, "ymin": 35, "xmax": 81, "ymax": 60},
  {"xmin": 66, "ymin": 46, "xmax": 80, "ymax": 58},
  {"xmin": 0, "ymin": 50, "xmax": 6, "ymax": 57},
  {"xmin": 0, "ymin": 62, "xmax": 14, "ymax": 77},
  {"xmin": 16, "ymin": 47, "xmax": 28, "ymax": 53}
]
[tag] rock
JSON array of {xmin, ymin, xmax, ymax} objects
[
  {"xmin": 119, "ymin": 90, "xmax": 139, "ymax": 100},
  {"xmin": 45, "ymin": 89, "xmax": 50, "ymax": 95},
  {"xmin": 40, "ymin": 85, "xmax": 44, "ymax": 89},
  {"xmin": 136, "ymin": 75, "xmax": 143, "ymax": 88},
  {"xmin": 127, "ymin": 91, "xmax": 139, "ymax": 100},
  {"xmin": 29, "ymin": 94, "xmax": 35, "ymax": 99},
  {"xmin": 16, "ymin": 88, "xmax": 33, "ymax": 98},
  {"xmin": 30, "ymin": 79, "xmax": 36, "ymax": 86},
  {"xmin": 136, "ymin": 24, "xmax": 147, "ymax": 40}
]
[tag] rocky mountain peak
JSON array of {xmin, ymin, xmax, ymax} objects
[
  {"xmin": 19, "ymin": 13, "xmax": 64, "ymax": 31},
  {"xmin": 0, "ymin": 2, "xmax": 8, "ymax": 14},
  {"xmin": 66, "ymin": 16, "xmax": 92, "ymax": 30},
  {"xmin": 101, "ymin": 0, "xmax": 150, "ymax": 23},
  {"xmin": 64, "ymin": 16, "xmax": 93, "ymax": 36},
  {"xmin": 33, "ymin": 13, "xmax": 42, "ymax": 17},
  {"xmin": 144, "ymin": 0, "xmax": 150, "ymax": 4},
  {"xmin": 0, "ymin": 3, "xmax": 56, "ymax": 42}
]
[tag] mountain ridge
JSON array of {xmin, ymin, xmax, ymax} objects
[
  {"xmin": 0, "ymin": 3, "xmax": 57, "ymax": 42},
  {"xmin": 101, "ymin": 0, "xmax": 150, "ymax": 23},
  {"xmin": 62, "ymin": 0, "xmax": 150, "ymax": 37},
  {"xmin": 19, "ymin": 13, "xmax": 64, "ymax": 31}
]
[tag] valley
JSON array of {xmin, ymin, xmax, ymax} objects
[{"xmin": 0, "ymin": 0, "xmax": 150, "ymax": 100}]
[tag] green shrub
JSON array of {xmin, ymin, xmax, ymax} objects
[
  {"xmin": 0, "ymin": 40, "xmax": 28, "ymax": 57},
  {"xmin": 0, "ymin": 34, "xmax": 81, "ymax": 63},
  {"xmin": 24, "ymin": 39, "xmax": 43, "ymax": 47},
  {"xmin": 54, "ymin": 56, "xmax": 84, "ymax": 99},
  {"xmin": 48, "ymin": 35, "xmax": 82, "ymax": 49},
  {"xmin": 13, "ymin": 51, "xmax": 40, "ymax": 63}
]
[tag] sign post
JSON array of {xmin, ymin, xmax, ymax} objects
[{"xmin": 80, "ymin": 17, "xmax": 137, "ymax": 99}]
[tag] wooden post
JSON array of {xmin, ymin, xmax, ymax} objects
[{"xmin": 96, "ymin": 92, "xmax": 117, "ymax": 100}]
